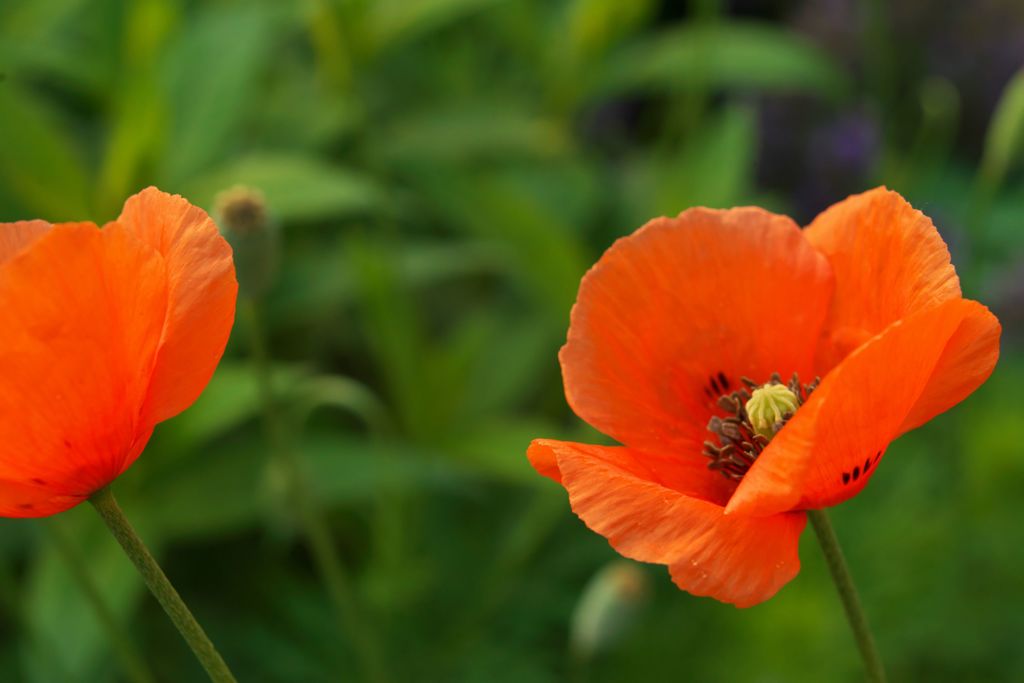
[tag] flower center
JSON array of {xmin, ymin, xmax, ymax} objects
[
  {"xmin": 746, "ymin": 383, "xmax": 800, "ymax": 439},
  {"xmin": 702, "ymin": 372, "xmax": 819, "ymax": 482}
]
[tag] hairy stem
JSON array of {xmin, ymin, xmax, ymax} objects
[
  {"xmin": 89, "ymin": 486, "xmax": 237, "ymax": 683},
  {"xmin": 808, "ymin": 509, "xmax": 887, "ymax": 683}
]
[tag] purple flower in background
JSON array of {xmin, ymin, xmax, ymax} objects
[
  {"xmin": 756, "ymin": 96, "xmax": 880, "ymax": 223},
  {"xmin": 797, "ymin": 113, "xmax": 879, "ymax": 217}
]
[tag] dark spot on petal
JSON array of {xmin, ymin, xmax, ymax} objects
[
  {"xmin": 864, "ymin": 458, "xmax": 871, "ymax": 472},
  {"xmin": 704, "ymin": 386, "xmax": 715, "ymax": 399},
  {"xmin": 717, "ymin": 371, "xmax": 730, "ymax": 390},
  {"xmin": 874, "ymin": 450, "xmax": 882, "ymax": 462},
  {"xmin": 842, "ymin": 472, "xmax": 850, "ymax": 484},
  {"xmin": 852, "ymin": 466, "xmax": 860, "ymax": 481},
  {"xmin": 30, "ymin": 478, "xmax": 46, "ymax": 486},
  {"xmin": 709, "ymin": 375, "xmax": 721, "ymax": 394},
  {"xmin": 17, "ymin": 503, "xmax": 33, "ymax": 510}
]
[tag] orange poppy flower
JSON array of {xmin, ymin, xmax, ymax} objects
[
  {"xmin": 528, "ymin": 188, "xmax": 1000, "ymax": 607},
  {"xmin": 0, "ymin": 188, "xmax": 237, "ymax": 518}
]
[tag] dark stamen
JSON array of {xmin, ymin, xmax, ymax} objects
[{"xmin": 704, "ymin": 371, "xmax": 820, "ymax": 482}]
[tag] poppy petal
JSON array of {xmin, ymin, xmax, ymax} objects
[
  {"xmin": 528, "ymin": 435, "xmax": 736, "ymax": 505},
  {"xmin": 561, "ymin": 208, "xmax": 832, "ymax": 465},
  {"xmin": 529, "ymin": 439, "xmax": 806, "ymax": 607},
  {"xmin": 0, "ymin": 224, "xmax": 167, "ymax": 516},
  {"xmin": 0, "ymin": 477, "xmax": 89, "ymax": 518},
  {"xmin": 117, "ymin": 187, "xmax": 238, "ymax": 424},
  {"xmin": 0, "ymin": 220, "xmax": 50, "ymax": 265},
  {"xmin": 899, "ymin": 305, "xmax": 1000, "ymax": 433},
  {"xmin": 805, "ymin": 188, "xmax": 962, "ymax": 371},
  {"xmin": 728, "ymin": 298, "xmax": 996, "ymax": 516}
]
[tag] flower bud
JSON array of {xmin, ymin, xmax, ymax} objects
[
  {"xmin": 570, "ymin": 560, "xmax": 649, "ymax": 660},
  {"xmin": 215, "ymin": 185, "xmax": 278, "ymax": 300}
]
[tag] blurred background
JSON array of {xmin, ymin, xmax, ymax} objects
[{"xmin": 1, "ymin": 0, "xmax": 1023, "ymax": 681}]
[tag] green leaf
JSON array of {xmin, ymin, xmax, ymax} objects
[
  {"xmin": 0, "ymin": 0, "xmax": 96, "ymax": 41},
  {"xmin": 140, "ymin": 432, "xmax": 472, "ymax": 541},
  {"xmin": 307, "ymin": 436, "xmax": 474, "ymax": 503},
  {"xmin": 559, "ymin": 0, "xmax": 655, "ymax": 64},
  {"xmin": 153, "ymin": 361, "xmax": 303, "ymax": 454},
  {"xmin": 456, "ymin": 315, "xmax": 557, "ymax": 419},
  {"xmin": 22, "ymin": 509, "xmax": 147, "ymax": 683},
  {"xmin": 592, "ymin": 21, "xmax": 850, "ymax": 101},
  {"xmin": 253, "ymin": 78, "xmax": 363, "ymax": 150},
  {"xmin": 414, "ymin": 169, "xmax": 591, "ymax": 322},
  {"xmin": 346, "ymin": 239, "xmax": 437, "ymax": 438},
  {"xmin": 159, "ymin": 5, "xmax": 288, "ymax": 184},
  {"xmin": 979, "ymin": 68, "xmax": 1024, "ymax": 191},
  {"xmin": 442, "ymin": 418, "xmax": 562, "ymax": 483},
  {"xmin": 370, "ymin": 103, "xmax": 571, "ymax": 166},
  {"xmin": 621, "ymin": 105, "xmax": 757, "ymax": 224},
  {"xmin": 294, "ymin": 373, "xmax": 392, "ymax": 433},
  {"xmin": 0, "ymin": 10, "xmax": 109, "ymax": 95},
  {"xmin": 94, "ymin": 0, "xmax": 178, "ymax": 215},
  {"xmin": 270, "ymin": 240, "xmax": 507, "ymax": 330},
  {"xmin": 0, "ymin": 83, "xmax": 91, "ymax": 219},
  {"xmin": 365, "ymin": 0, "xmax": 503, "ymax": 54},
  {"xmin": 184, "ymin": 154, "xmax": 387, "ymax": 223},
  {"xmin": 203, "ymin": 580, "xmax": 341, "ymax": 680},
  {"xmin": 135, "ymin": 431, "xmax": 271, "ymax": 541}
]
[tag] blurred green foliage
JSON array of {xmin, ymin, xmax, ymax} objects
[{"xmin": 1, "ymin": 0, "xmax": 1023, "ymax": 681}]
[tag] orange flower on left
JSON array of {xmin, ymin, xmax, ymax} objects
[{"xmin": 0, "ymin": 187, "xmax": 237, "ymax": 517}]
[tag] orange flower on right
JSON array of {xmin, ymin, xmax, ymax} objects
[{"xmin": 528, "ymin": 188, "xmax": 1001, "ymax": 608}]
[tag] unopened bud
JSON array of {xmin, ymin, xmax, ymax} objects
[
  {"xmin": 570, "ymin": 560, "xmax": 649, "ymax": 660},
  {"xmin": 215, "ymin": 185, "xmax": 278, "ymax": 299}
]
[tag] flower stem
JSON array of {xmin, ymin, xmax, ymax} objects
[
  {"xmin": 43, "ymin": 519, "xmax": 157, "ymax": 683},
  {"xmin": 241, "ymin": 299, "xmax": 389, "ymax": 683},
  {"xmin": 808, "ymin": 509, "xmax": 887, "ymax": 683},
  {"xmin": 88, "ymin": 486, "xmax": 237, "ymax": 683}
]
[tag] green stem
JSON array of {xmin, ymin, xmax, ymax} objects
[
  {"xmin": 241, "ymin": 299, "xmax": 388, "ymax": 683},
  {"xmin": 89, "ymin": 486, "xmax": 237, "ymax": 683},
  {"xmin": 43, "ymin": 519, "xmax": 157, "ymax": 683},
  {"xmin": 808, "ymin": 509, "xmax": 887, "ymax": 683}
]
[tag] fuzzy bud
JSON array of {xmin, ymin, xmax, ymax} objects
[
  {"xmin": 570, "ymin": 561, "xmax": 649, "ymax": 660},
  {"xmin": 215, "ymin": 185, "xmax": 278, "ymax": 299}
]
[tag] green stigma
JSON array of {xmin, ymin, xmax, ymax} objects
[{"xmin": 745, "ymin": 383, "xmax": 799, "ymax": 439}]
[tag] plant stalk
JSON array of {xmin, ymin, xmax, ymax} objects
[
  {"xmin": 808, "ymin": 509, "xmax": 887, "ymax": 683},
  {"xmin": 89, "ymin": 486, "xmax": 237, "ymax": 683}
]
